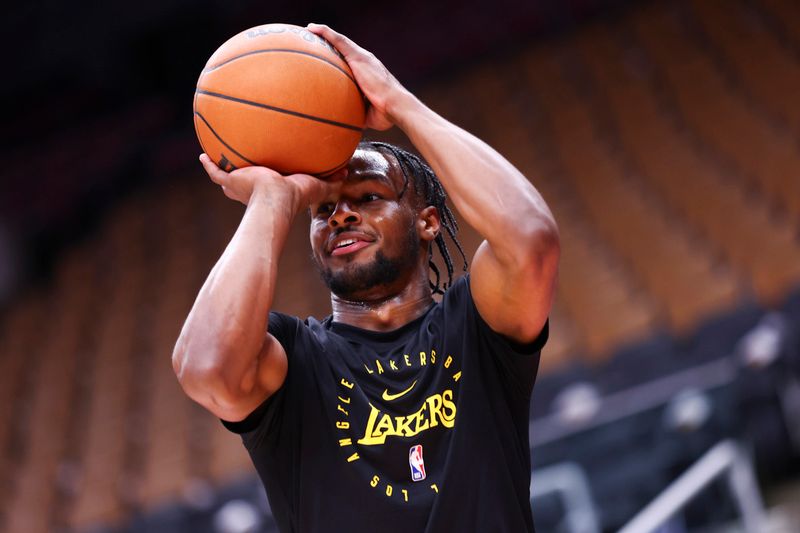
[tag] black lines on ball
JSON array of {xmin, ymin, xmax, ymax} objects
[
  {"xmin": 203, "ymin": 48, "xmax": 357, "ymax": 87},
  {"xmin": 193, "ymin": 111, "xmax": 257, "ymax": 168},
  {"xmin": 195, "ymin": 89, "xmax": 364, "ymax": 132}
]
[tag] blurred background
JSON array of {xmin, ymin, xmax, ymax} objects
[{"xmin": 2, "ymin": 0, "xmax": 799, "ymax": 531}]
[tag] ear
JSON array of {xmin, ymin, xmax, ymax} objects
[{"xmin": 417, "ymin": 206, "xmax": 441, "ymax": 243}]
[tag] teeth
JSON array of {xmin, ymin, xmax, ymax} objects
[{"xmin": 335, "ymin": 239, "xmax": 357, "ymax": 249}]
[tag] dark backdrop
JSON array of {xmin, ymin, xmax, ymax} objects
[{"xmin": 0, "ymin": 0, "xmax": 638, "ymax": 305}]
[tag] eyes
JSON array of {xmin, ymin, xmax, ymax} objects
[{"xmin": 314, "ymin": 193, "xmax": 383, "ymax": 217}]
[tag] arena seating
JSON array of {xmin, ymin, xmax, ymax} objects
[{"xmin": 0, "ymin": 0, "xmax": 798, "ymax": 531}]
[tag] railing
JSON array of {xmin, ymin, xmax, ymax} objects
[
  {"xmin": 531, "ymin": 462, "xmax": 601, "ymax": 533},
  {"xmin": 616, "ymin": 440, "xmax": 767, "ymax": 533},
  {"xmin": 530, "ymin": 357, "xmax": 738, "ymax": 447}
]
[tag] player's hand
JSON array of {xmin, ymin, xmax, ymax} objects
[
  {"xmin": 306, "ymin": 23, "xmax": 408, "ymax": 131},
  {"xmin": 199, "ymin": 154, "xmax": 343, "ymax": 211}
]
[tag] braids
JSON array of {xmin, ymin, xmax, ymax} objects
[{"xmin": 360, "ymin": 141, "xmax": 468, "ymax": 294}]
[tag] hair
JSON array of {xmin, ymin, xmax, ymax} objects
[{"xmin": 360, "ymin": 141, "xmax": 468, "ymax": 294}]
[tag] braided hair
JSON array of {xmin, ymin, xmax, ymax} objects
[{"xmin": 360, "ymin": 141, "xmax": 468, "ymax": 294}]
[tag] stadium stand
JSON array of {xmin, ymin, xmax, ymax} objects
[{"xmin": 0, "ymin": 0, "xmax": 798, "ymax": 531}]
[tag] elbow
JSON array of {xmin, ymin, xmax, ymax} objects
[
  {"xmin": 518, "ymin": 214, "xmax": 561, "ymax": 276},
  {"xmin": 172, "ymin": 337, "xmax": 245, "ymax": 410},
  {"xmin": 172, "ymin": 336, "xmax": 188, "ymax": 381},
  {"xmin": 492, "ymin": 212, "xmax": 560, "ymax": 282},
  {"xmin": 533, "ymin": 217, "xmax": 560, "ymax": 258},
  {"xmin": 173, "ymin": 343, "xmax": 219, "ymax": 401},
  {"xmin": 172, "ymin": 334, "xmax": 215, "ymax": 391}
]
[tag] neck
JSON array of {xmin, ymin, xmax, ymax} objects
[{"xmin": 330, "ymin": 268, "xmax": 434, "ymax": 331}]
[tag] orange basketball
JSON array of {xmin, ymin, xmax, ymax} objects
[{"xmin": 194, "ymin": 24, "xmax": 366, "ymax": 176}]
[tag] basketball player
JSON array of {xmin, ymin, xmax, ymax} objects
[{"xmin": 174, "ymin": 24, "xmax": 559, "ymax": 532}]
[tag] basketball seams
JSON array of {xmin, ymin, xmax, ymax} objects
[
  {"xmin": 194, "ymin": 24, "xmax": 365, "ymax": 176},
  {"xmin": 195, "ymin": 89, "xmax": 364, "ymax": 132},
  {"xmin": 192, "ymin": 91, "xmax": 210, "ymax": 157},
  {"xmin": 193, "ymin": 92, "xmax": 216, "ymax": 163},
  {"xmin": 194, "ymin": 101, "xmax": 360, "ymax": 175},
  {"xmin": 203, "ymin": 48, "xmax": 357, "ymax": 87},
  {"xmin": 194, "ymin": 111, "xmax": 258, "ymax": 166}
]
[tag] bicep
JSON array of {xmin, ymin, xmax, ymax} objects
[{"xmin": 469, "ymin": 239, "xmax": 557, "ymax": 344}]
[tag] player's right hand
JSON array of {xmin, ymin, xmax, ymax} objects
[
  {"xmin": 307, "ymin": 24, "xmax": 407, "ymax": 132},
  {"xmin": 199, "ymin": 153, "xmax": 344, "ymax": 211}
]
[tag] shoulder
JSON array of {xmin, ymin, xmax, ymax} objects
[
  {"xmin": 441, "ymin": 275, "xmax": 549, "ymax": 355},
  {"xmin": 439, "ymin": 275, "xmax": 472, "ymax": 311},
  {"xmin": 268, "ymin": 311, "xmax": 340, "ymax": 354}
]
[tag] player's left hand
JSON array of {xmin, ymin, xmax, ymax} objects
[
  {"xmin": 307, "ymin": 23, "xmax": 408, "ymax": 132},
  {"xmin": 199, "ymin": 153, "xmax": 344, "ymax": 211}
]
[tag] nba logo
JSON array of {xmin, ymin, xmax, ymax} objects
[{"xmin": 409, "ymin": 444, "xmax": 426, "ymax": 482}]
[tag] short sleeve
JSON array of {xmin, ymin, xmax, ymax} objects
[
  {"xmin": 445, "ymin": 275, "xmax": 548, "ymax": 397},
  {"xmin": 220, "ymin": 312, "xmax": 301, "ymax": 441}
]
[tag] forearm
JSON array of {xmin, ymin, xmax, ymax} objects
[
  {"xmin": 173, "ymin": 187, "xmax": 296, "ymax": 392},
  {"xmin": 303, "ymin": 23, "xmax": 556, "ymax": 263},
  {"xmin": 394, "ymin": 92, "xmax": 558, "ymax": 341},
  {"xmin": 303, "ymin": 23, "xmax": 558, "ymax": 341},
  {"xmin": 391, "ymin": 92, "xmax": 557, "ymax": 260}
]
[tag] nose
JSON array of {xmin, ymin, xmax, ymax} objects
[{"xmin": 328, "ymin": 200, "xmax": 361, "ymax": 228}]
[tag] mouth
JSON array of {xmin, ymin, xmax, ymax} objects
[{"xmin": 328, "ymin": 232, "xmax": 375, "ymax": 257}]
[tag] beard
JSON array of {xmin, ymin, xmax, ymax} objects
[{"xmin": 315, "ymin": 224, "xmax": 420, "ymax": 301}]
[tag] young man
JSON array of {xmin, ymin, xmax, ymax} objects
[{"xmin": 174, "ymin": 24, "xmax": 559, "ymax": 532}]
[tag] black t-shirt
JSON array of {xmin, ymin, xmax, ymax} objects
[{"xmin": 223, "ymin": 275, "xmax": 547, "ymax": 532}]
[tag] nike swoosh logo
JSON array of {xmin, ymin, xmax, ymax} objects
[{"xmin": 382, "ymin": 380, "xmax": 418, "ymax": 402}]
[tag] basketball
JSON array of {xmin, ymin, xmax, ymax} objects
[{"xmin": 193, "ymin": 23, "xmax": 366, "ymax": 176}]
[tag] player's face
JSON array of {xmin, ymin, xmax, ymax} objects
[{"xmin": 309, "ymin": 148, "xmax": 424, "ymax": 301}]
